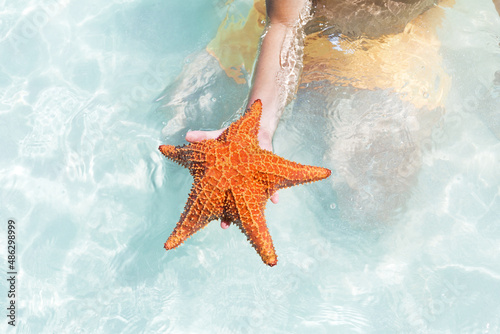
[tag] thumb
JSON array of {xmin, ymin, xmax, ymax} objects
[{"xmin": 185, "ymin": 129, "xmax": 226, "ymax": 143}]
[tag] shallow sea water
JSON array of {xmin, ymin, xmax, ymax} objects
[{"xmin": 0, "ymin": 0, "xmax": 499, "ymax": 333}]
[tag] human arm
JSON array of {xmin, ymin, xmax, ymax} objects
[
  {"xmin": 186, "ymin": 0, "xmax": 310, "ymax": 212},
  {"xmin": 246, "ymin": 0, "xmax": 310, "ymax": 150},
  {"xmin": 187, "ymin": 0, "xmax": 310, "ymax": 149}
]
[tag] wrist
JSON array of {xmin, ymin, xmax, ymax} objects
[{"xmin": 258, "ymin": 127, "xmax": 274, "ymax": 152}]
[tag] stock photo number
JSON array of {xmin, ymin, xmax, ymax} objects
[{"xmin": 6, "ymin": 219, "xmax": 17, "ymax": 327}]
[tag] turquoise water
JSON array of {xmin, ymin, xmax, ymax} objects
[{"xmin": 1, "ymin": 0, "xmax": 499, "ymax": 333}]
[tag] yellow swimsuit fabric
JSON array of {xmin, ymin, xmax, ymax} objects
[{"xmin": 207, "ymin": 0, "xmax": 454, "ymax": 110}]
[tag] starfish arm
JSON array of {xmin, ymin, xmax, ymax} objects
[
  {"xmin": 165, "ymin": 179, "xmax": 224, "ymax": 250},
  {"xmin": 254, "ymin": 151, "xmax": 331, "ymax": 191},
  {"xmin": 159, "ymin": 143, "xmax": 212, "ymax": 181},
  {"xmin": 218, "ymin": 100, "xmax": 262, "ymax": 143},
  {"xmin": 231, "ymin": 186, "xmax": 278, "ymax": 266},
  {"xmin": 159, "ymin": 144, "xmax": 194, "ymax": 168}
]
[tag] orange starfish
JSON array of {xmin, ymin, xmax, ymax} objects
[{"xmin": 159, "ymin": 100, "xmax": 331, "ymax": 266}]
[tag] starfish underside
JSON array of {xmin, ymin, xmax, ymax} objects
[{"xmin": 159, "ymin": 100, "xmax": 331, "ymax": 266}]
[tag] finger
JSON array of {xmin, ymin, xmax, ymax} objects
[
  {"xmin": 221, "ymin": 221, "xmax": 230, "ymax": 229},
  {"xmin": 270, "ymin": 191, "xmax": 279, "ymax": 204},
  {"xmin": 185, "ymin": 129, "xmax": 225, "ymax": 143}
]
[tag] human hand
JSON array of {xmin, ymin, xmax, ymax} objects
[{"xmin": 185, "ymin": 127, "xmax": 279, "ymax": 229}]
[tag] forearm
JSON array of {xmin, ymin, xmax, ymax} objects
[
  {"xmin": 247, "ymin": 0, "xmax": 312, "ymax": 144},
  {"xmin": 247, "ymin": 23, "xmax": 290, "ymax": 142}
]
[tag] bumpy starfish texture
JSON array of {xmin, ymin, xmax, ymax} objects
[{"xmin": 159, "ymin": 100, "xmax": 331, "ymax": 266}]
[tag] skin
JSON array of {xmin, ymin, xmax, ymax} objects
[{"xmin": 186, "ymin": 0, "xmax": 308, "ymax": 228}]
